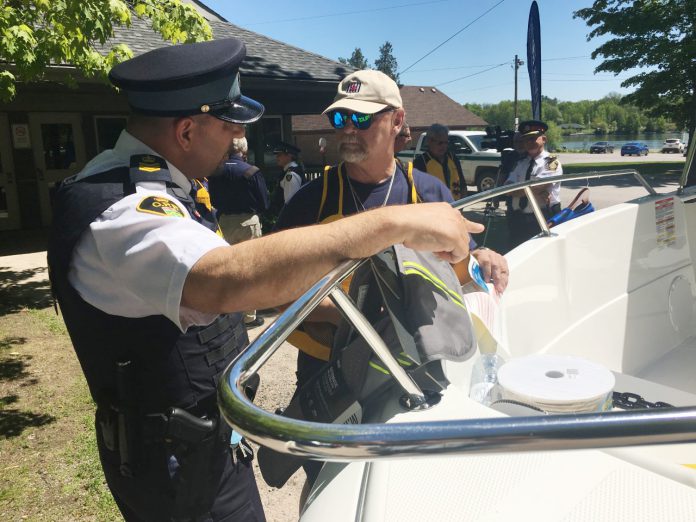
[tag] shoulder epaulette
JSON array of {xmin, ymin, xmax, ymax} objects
[{"xmin": 129, "ymin": 154, "xmax": 171, "ymax": 184}]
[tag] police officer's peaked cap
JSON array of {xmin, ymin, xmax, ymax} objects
[
  {"xmin": 109, "ymin": 38, "xmax": 264, "ymax": 124},
  {"xmin": 519, "ymin": 120, "xmax": 548, "ymax": 137},
  {"xmin": 272, "ymin": 142, "xmax": 301, "ymax": 155}
]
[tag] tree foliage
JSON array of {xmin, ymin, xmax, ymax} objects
[
  {"xmin": 338, "ymin": 47, "xmax": 369, "ymax": 69},
  {"xmin": 574, "ymin": 0, "xmax": 696, "ymax": 144},
  {"xmin": 374, "ymin": 41, "xmax": 399, "ymax": 84},
  {"xmin": 464, "ymin": 94, "xmax": 678, "ymax": 135},
  {"xmin": 0, "ymin": 0, "xmax": 212, "ymax": 101}
]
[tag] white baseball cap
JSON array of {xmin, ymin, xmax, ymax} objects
[{"xmin": 323, "ymin": 69, "xmax": 403, "ymax": 114}]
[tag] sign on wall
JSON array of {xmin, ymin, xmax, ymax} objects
[{"xmin": 11, "ymin": 124, "xmax": 31, "ymax": 149}]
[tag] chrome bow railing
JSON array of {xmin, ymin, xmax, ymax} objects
[{"xmin": 218, "ymin": 168, "xmax": 696, "ymax": 461}]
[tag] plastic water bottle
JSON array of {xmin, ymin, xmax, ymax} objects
[{"xmin": 469, "ymin": 353, "xmax": 505, "ymax": 406}]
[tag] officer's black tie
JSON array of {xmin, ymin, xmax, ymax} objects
[{"xmin": 518, "ymin": 158, "xmax": 536, "ymax": 209}]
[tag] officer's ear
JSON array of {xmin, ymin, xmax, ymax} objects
[{"xmin": 173, "ymin": 116, "xmax": 197, "ymax": 152}]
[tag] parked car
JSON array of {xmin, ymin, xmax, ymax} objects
[
  {"xmin": 620, "ymin": 142, "xmax": 649, "ymax": 156},
  {"xmin": 662, "ymin": 139, "xmax": 685, "ymax": 154},
  {"xmin": 589, "ymin": 141, "xmax": 614, "ymax": 153}
]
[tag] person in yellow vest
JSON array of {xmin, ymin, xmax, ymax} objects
[
  {"xmin": 275, "ymin": 70, "xmax": 509, "ymax": 389},
  {"xmin": 414, "ymin": 123, "xmax": 467, "ymax": 199}
]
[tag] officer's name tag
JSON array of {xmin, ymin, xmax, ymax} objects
[{"xmin": 137, "ymin": 196, "xmax": 185, "ymax": 218}]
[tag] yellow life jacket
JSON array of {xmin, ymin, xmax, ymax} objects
[
  {"xmin": 288, "ymin": 161, "xmax": 419, "ymax": 361},
  {"xmin": 419, "ymin": 152, "xmax": 464, "ymax": 199},
  {"xmin": 193, "ymin": 178, "xmax": 223, "ymax": 237}
]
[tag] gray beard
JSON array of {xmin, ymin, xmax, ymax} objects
[{"xmin": 338, "ymin": 141, "xmax": 368, "ymax": 163}]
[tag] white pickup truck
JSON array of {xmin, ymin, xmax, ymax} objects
[{"xmin": 396, "ymin": 130, "xmax": 502, "ymax": 192}]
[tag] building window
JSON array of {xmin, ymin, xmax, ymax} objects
[
  {"xmin": 245, "ymin": 116, "xmax": 283, "ymax": 167},
  {"xmin": 41, "ymin": 124, "xmax": 76, "ymax": 170},
  {"xmin": 95, "ymin": 116, "xmax": 128, "ymax": 153}
]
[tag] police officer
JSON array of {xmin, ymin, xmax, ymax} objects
[
  {"xmin": 46, "ymin": 38, "xmax": 480, "ymax": 521},
  {"xmin": 273, "ymin": 141, "xmax": 304, "ymax": 207},
  {"xmin": 503, "ymin": 119, "xmax": 562, "ymax": 248}
]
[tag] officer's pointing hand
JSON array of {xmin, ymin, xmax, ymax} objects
[{"xmin": 397, "ymin": 203, "xmax": 484, "ymax": 264}]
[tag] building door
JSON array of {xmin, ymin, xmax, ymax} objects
[
  {"xmin": 28, "ymin": 113, "xmax": 86, "ymax": 226},
  {"xmin": 0, "ymin": 113, "xmax": 20, "ymax": 230}
]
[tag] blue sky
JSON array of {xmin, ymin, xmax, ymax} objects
[{"xmin": 204, "ymin": 0, "xmax": 638, "ymax": 106}]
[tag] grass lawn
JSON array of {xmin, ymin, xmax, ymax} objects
[
  {"xmin": 563, "ymin": 161, "xmax": 685, "ymax": 178},
  {"xmin": 0, "ymin": 305, "xmax": 120, "ymax": 520}
]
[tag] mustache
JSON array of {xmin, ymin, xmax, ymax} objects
[{"xmin": 338, "ymin": 135, "xmax": 362, "ymax": 146}]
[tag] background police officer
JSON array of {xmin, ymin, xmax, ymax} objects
[
  {"xmin": 504, "ymin": 120, "xmax": 562, "ymax": 248},
  {"xmin": 209, "ymin": 136, "xmax": 269, "ymax": 328},
  {"xmin": 272, "ymin": 142, "xmax": 304, "ymax": 209},
  {"xmin": 47, "ymin": 38, "xmax": 482, "ymax": 521}
]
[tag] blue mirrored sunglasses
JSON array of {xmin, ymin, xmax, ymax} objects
[{"xmin": 327, "ymin": 107, "xmax": 394, "ymax": 130}]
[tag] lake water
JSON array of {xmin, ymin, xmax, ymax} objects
[{"xmin": 560, "ymin": 132, "xmax": 689, "ymax": 151}]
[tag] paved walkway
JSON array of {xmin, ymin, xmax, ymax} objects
[
  {"xmin": 0, "ymin": 251, "xmax": 49, "ymax": 284},
  {"xmin": 0, "ymin": 248, "xmax": 271, "ymax": 332}
]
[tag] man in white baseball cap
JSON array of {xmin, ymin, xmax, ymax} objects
[{"xmin": 275, "ymin": 68, "xmax": 509, "ymax": 400}]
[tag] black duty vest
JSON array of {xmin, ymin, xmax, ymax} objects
[{"xmin": 47, "ymin": 164, "xmax": 247, "ymax": 415}]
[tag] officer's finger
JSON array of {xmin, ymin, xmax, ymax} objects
[
  {"xmin": 476, "ymin": 251, "xmax": 493, "ymax": 282},
  {"xmin": 490, "ymin": 262, "xmax": 509, "ymax": 294}
]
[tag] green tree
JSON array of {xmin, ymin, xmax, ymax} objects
[
  {"xmin": 591, "ymin": 118, "xmax": 609, "ymax": 135},
  {"xmin": 646, "ymin": 116, "xmax": 669, "ymax": 133},
  {"xmin": 574, "ymin": 0, "xmax": 695, "ymax": 144},
  {"xmin": 338, "ymin": 47, "xmax": 369, "ymax": 69},
  {"xmin": 543, "ymin": 104, "xmax": 562, "ymax": 125},
  {"xmin": 374, "ymin": 41, "xmax": 399, "ymax": 84},
  {"xmin": 0, "ymin": 0, "xmax": 212, "ymax": 101},
  {"xmin": 546, "ymin": 121, "xmax": 563, "ymax": 151}
]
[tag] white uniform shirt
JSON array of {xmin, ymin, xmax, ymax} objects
[
  {"xmin": 504, "ymin": 150, "xmax": 562, "ymax": 213},
  {"xmin": 279, "ymin": 161, "xmax": 302, "ymax": 203},
  {"xmin": 69, "ymin": 131, "xmax": 228, "ymax": 332}
]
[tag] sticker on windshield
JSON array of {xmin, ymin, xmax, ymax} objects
[{"xmin": 654, "ymin": 197, "xmax": 675, "ymax": 247}]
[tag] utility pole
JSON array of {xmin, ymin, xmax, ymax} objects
[{"xmin": 513, "ymin": 55, "xmax": 524, "ymax": 131}]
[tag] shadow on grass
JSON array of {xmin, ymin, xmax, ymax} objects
[
  {"xmin": 0, "ymin": 267, "xmax": 52, "ymax": 315},
  {"xmin": 0, "ymin": 407, "xmax": 56, "ymax": 438},
  {"xmin": 0, "ymin": 337, "xmax": 54, "ymax": 438}
]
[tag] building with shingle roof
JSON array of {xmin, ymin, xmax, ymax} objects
[{"xmin": 0, "ymin": 1, "xmax": 351, "ymax": 230}]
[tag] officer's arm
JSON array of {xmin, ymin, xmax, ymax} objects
[{"xmin": 182, "ymin": 203, "xmax": 483, "ymax": 313}]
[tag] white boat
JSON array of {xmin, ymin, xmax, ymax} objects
[{"xmin": 219, "ymin": 145, "xmax": 696, "ymax": 521}]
